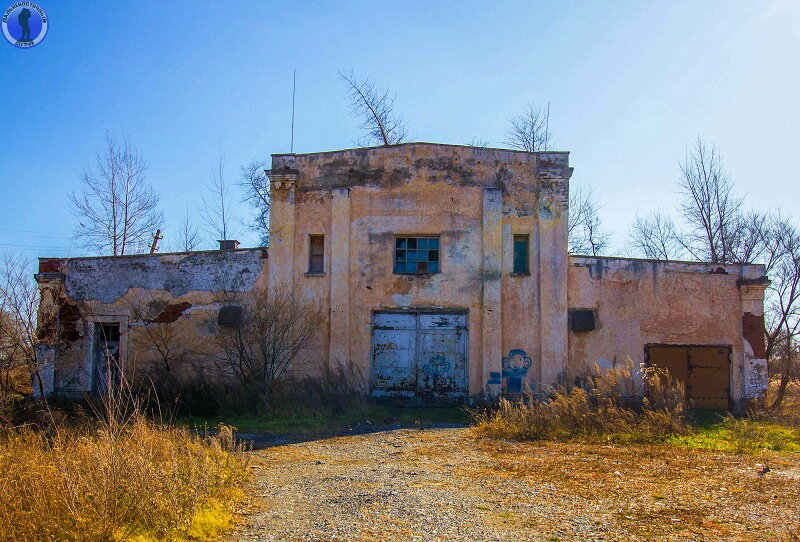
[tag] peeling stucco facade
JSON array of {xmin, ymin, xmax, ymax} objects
[
  {"xmin": 35, "ymin": 249, "xmax": 269, "ymax": 396},
  {"xmin": 35, "ymin": 143, "xmax": 769, "ymax": 408}
]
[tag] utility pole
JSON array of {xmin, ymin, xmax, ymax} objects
[{"xmin": 149, "ymin": 229, "xmax": 162, "ymax": 254}]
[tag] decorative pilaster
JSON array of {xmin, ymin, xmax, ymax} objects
[
  {"xmin": 265, "ymin": 162, "xmax": 299, "ymax": 292},
  {"xmin": 329, "ymin": 188, "xmax": 351, "ymax": 367},
  {"xmin": 537, "ymin": 156, "xmax": 573, "ymax": 391},
  {"xmin": 482, "ymin": 188, "xmax": 503, "ymax": 397}
]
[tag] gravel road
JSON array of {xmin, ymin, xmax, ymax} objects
[{"xmin": 231, "ymin": 427, "xmax": 800, "ymax": 541}]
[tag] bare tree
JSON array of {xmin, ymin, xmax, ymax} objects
[
  {"xmin": 760, "ymin": 214, "xmax": 800, "ymax": 409},
  {"xmin": 240, "ymin": 160, "xmax": 269, "ymax": 246},
  {"xmin": 175, "ymin": 206, "xmax": 200, "ymax": 252},
  {"xmin": 630, "ymin": 211, "xmax": 684, "ymax": 260},
  {"xmin": 200, "ymin": 153, "xmax": 236, "ymax": 242},
  {"xmin": 340, "ymin": 70, "xmax": 408, "ymax": 146},
  {"xmin": 211, "ymin": 284, "xmax": 323, "ymax": 408},
  {"xmin": 568, "ymin": 184, "xmax": 609, "ymax": 255},
  {"xmin": 678, "ymin": 138, "xmax": 747, "ymax": 264},
  {"xmin": 0, "ymin": 255, "xmax": 41, "ymax": 396},
  {"xmin": 506, "ymin": 102, "xmax": 551, "ymax": 152},
  {"xmin": 71, "ymin": 132, "xmax": 164, "ymax": 255},
  {"xmin": 464, "ymin": 137, "xmax": 490, "ymax": 148}
]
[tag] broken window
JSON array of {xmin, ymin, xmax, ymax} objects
[
  {"xmin": 308, "ymin": 235, "xmax": 324, "ymax": 273},
  {"xmin": 513, "ymin": 234, "xmax": 530, "ymax": 274},
  {"xmin": 394, "ymin": 236, "xmax": 440, "ymax": 274}
]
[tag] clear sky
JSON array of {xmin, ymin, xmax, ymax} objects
[{"xmin": 1, "ymin": 0, "xmax": 798, "ymax": 260}]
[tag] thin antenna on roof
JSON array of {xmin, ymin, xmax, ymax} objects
[
  {"xmin": 545, "ymin": 101, "xmax": 550, "ymax": 151},
  {"xmin": 290, "ymin": 69, "xmax": 296, "ymax": 153}
]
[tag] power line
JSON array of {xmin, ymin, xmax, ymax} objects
[
  {"xmin": 0, "ymin": 227, "xmax": 72, "ymax": 239},
  {"xmin": 0, "ymin": 242, "xmax": 72, "ymax": 250}
]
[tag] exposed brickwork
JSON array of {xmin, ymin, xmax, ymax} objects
[
  {"xmin": 39, "ymin": 259, "xmax": 61, "ymax": 273},
  {"xmin": 149, "ymin": 302, "xmax": 192, "ymax": 324},
  {"xmin": 742, "ymin": 312, "xmax": 766, "ymax": 358}
]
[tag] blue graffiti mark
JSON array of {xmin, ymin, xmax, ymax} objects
[
  {"xmin": 502, "ymin": 349, "xmax": 532, "ymax": 378},
  {"xmin": 488, "ymin": 371, "xmax": 502, "ymax": 385},
  {"xmin": 503, "ymin": 349, "xmax": 532, "ymax": 394},
  {"xmin": 421, "ymin": 354, "xmax": 451, "ymax": 379}
]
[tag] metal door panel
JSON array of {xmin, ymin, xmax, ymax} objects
[
  {"xmin": 419, "ymin": 313, "xmax": 467, "ymax": 330},
  {"xmin": 371, "ymin": 327, "xmax": 417, "ymax": 391},
  {"xmin": 371, "ymin": 311, "xmax": 468, "ymax": 400},
  {"xmin": 688, "ymin": 346, "xmax": 730, "ymax": 410},
  {"xmin": 646, "ymin": 345, "xmax": 730, "ymax": 410},
  {"xmin": 373, "ymin": 312, "xmax": 417, "ymax": 329},
  {"xmin": 417, "ymin": 328, "xmax": 467, "ymax": 393}
]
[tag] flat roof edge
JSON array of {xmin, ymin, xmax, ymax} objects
[
  {"xmin": 272, "ymin": 142, "xmax": 570, "ymax": 158},
  {"xmin": 39, "ymin": 247, "xmax": 268, "ymax": 262},
  {"xmin": 569, "ymin": 254, "xmax": 766, "ymax": 270}
]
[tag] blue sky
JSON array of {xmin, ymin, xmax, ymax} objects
[{"xmin": 1, "ymin": 0, "xmax": 798, "ymax": 259}]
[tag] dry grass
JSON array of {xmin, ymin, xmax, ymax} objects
[
  {"xmin": 0, "ymin": 392, "xmax": 248, "ymax": 541},
  {"xmin": 473, "ymin": 363, "xmax": 686, "ymax": 443}
]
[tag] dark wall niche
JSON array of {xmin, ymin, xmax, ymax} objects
[{"xmin": 569, "ymin": 309, "xmax": 596, "ymax": 332}]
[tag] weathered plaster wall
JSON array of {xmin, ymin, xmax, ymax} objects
[
  {"xmin": 268, "ymin": 143, "xmax": 572, "ymax": 396},
  {"xmin": 567, "ymin": 256, "xmax": 768, "ymax": 406},
  {"xmin": 36, "ymin": 249, "xmax": 269, "ymax": 395},
  {"xmin": 38, "ymin": 142, "xmax": 768, "ymax": 407}
]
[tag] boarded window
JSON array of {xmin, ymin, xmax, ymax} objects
[
  {"xmin": 394, "ymin": 236, "xmax": 440, "ymax": 274},
  {"xmin": 569, "ymin": 309, "xmax": 596, "ymax": 332},
  {"xmin": 218, "ymin": 305, "xmax": 243, "ymax": 327},
  {"xmin": 308, "ymin": 235, "xmax": 324, "ymax": 273},
  {"xmin": 513, "ymin": 235, "xmax": 529, "ymax": 274}
]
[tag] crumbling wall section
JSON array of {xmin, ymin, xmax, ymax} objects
[
  {"xmin": 567, "ymin": 256, "xmax": 768, "ymax": 407},
  {"xmin": 35, "ymin": 249, "xmax": 269, "ymax": 396}
]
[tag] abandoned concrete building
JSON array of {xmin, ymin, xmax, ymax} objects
[{"xmin": 35, "ymin": 143, "xmax": 770, "ymax": 409}]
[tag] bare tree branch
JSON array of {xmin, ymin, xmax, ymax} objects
[
  {"xmin": 70, "ymin": 132, "xmax": 164, "ymax": 255},
  {"xmin": 464, "ymin": 137, "xmax": 490, "ymax": 148},
  {"xmin": 630, "ymin": 211, "xmax": 684, "ymax": 260},
  {"xmin": 568, "ymin": 183, "xmax": 609, "ymax": 255},
  {"xmin": 506, "ymin": 102, "xmax": 551, "ymax": 152},
  {"xmin": 210, "ymin": 283, "xmax": 324, "ymax": 410},
  {"xmin": 200, "ymin": 152, "xmax": 236, "ymax": 242},
  {"xmin": 240, "ymin": 160, "xmax": 269, "ymax": 246},
  {"xmin": 175, "ymin": 206, "xmax": 200, "ymax": 252},
  {"xmin": 759, "ymin": 214, "xmax": 800, "ymax": 409},
  {"xmin": 677, "ymin": 138, "xmax": 745, "ymax": 264},
  {"xmin": 0, "ymin": 255, "xmax": 40, "ymax": 396},
  {"xmin": 340, "ymin": 70, "xmax": 408, "ymax": 147}
]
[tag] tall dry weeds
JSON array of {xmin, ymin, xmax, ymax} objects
[
  {"xmin": 473, "ymin": 361, "xmax": 687, "ymax": 443},
  {"xmin": 0, "ymin": 374, "xmax": 247, "ymax": 541}
]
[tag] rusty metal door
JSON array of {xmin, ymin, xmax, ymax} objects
[
  {"xmin": 646, "ymin": 345, "xmax": 731, "ymax": 410},
  {"xmin": 687, "ymin": 346, "xmax": 730, "ymax": 409},
  {"xmin": 371, "ymin": 311, "xmax": 467, "ymax": 401}
]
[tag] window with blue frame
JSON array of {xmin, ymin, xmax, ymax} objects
[{"xmin": 394, "ymin": 236, "xmax": 440, "ymax": 274}]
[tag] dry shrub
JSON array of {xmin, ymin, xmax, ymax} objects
[
  {"xmin": 265, "ymin": 361, "xmax": 367, "ymax": 416},
  {"xmin": 473, "ymin": 361, "xmax": 686, "ymax": 443},
  {"xmin": 0, "ymin": 390, "xmax": 247, "ymax": 541}
]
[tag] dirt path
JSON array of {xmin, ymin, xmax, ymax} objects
[{"xmin": 232, "ymin": 428, "xmax": 800, "ymax": 541}]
